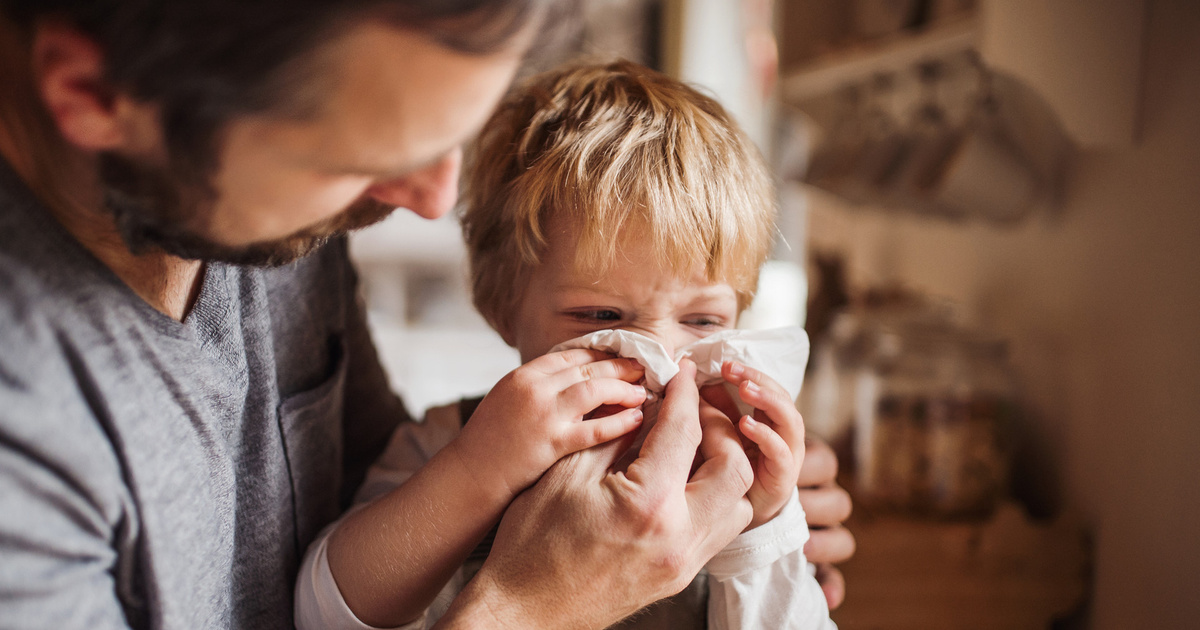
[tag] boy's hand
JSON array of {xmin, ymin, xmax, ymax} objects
[
  {"xmin": 450, "ymin": 348, "xmax": 648, "ymax": 502},
  {"xmin": 705, "ymin": 361, "xmax": 805, "ymax": 529}
]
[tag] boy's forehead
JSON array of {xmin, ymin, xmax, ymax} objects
[
  {"xmin": 544, "ymin": 226, "xmax": 722, "ymax": 289},
  {"xmin": 534, "ymin": 209, "xmax": 756, "ymax": 299}
]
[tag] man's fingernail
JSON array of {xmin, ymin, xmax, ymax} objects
[{"xmin": 729, "ymin": 362, "xmax": 744, "ymax": 376}]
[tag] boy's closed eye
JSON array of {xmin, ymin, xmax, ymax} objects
[
  {"xmin": 682, "ymin": 315, "xmax": 728, "ymax": 330},
  {"xmin": 567, "ymin": 309, "xmax": 623, "ymax": 324}
]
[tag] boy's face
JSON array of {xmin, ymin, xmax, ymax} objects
[{"xmin": 507, "ymin": 220, "xmax": 741, "ymax": 364}]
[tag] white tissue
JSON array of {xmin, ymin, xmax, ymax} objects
[{"xmin": 550, "ymin": 327, "xmax": 810, "ymax": 401}]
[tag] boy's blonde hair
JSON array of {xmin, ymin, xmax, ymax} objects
[{"xmin": 461, "ymin": 59, "xmax": 777, "ymax": 337}]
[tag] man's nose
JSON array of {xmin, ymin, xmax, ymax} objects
[{"xmin": 364, "ymin": 147, "xmax": 462, "ymax": 220}]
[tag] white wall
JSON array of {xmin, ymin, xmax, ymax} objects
[{"xmin": 803, "ymin": 0, "xmax": 1200, "ymax": 625}]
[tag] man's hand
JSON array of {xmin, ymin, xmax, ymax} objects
[
  {"xmin": 450, "ymin": 348, "xmax": 648, "ymax": 501},
  {"xmin": 797, "ymin": 436, "xmax": 856, "ymax": 610},
  {"xmin": 435, "ymin": 360, "xmax": 754, "ymax": 629}
]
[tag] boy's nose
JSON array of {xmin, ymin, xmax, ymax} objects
[
  {"xmin": 623, "ymin": 326, "xmax": 689, "ymax": 358},
  {"xmin": 365, "ymin": 148, "xmax": 462, "ymax": 220}
]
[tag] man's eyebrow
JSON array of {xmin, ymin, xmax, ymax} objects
[
  {"xmin": 341, "ymin": 150, "xmax": 451, "ymax": 178},
  {"xmin": 343, "ymin": 120, "xmax": 486, "ymax": 179}
]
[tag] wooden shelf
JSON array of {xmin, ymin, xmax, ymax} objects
[
  {"xmin": 778, "ymin": 0, "xmax": 1145, "ymax": 147},
  {"xmin": 832, "ymin": 501, "xmax": 1091, "ymax": 629},
  {"xmin": 782, "ymin": 20, "xmax": 979, "ymax": 104}
]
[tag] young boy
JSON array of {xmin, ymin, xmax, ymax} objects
[{"xmin": 296, "ymin": 60, "xmax": 835, "ymax": 630}]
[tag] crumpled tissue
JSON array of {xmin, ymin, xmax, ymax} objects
[{"xmin": 550, "ymin": 327, "xmax": 810, "ymax": 401}]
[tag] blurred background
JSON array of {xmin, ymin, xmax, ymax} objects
[{"xmin": 349, "ymin": 1, "xmax": 1199, "ymax": 627}]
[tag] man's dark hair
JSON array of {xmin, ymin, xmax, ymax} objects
[{"xmin": 2, "ymin": 0, "xmax": 550, "ymax": 185}]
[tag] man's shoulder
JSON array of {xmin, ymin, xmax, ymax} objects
[
  {"xmin": 0, "ymin": 177, "xmax": 117, "ymax": 362},
  {"xmin": 0, "ymin": 250, "xmax": 127, "ymax": 503},
  {"xmin": 0, "ymin": 251, "xmax": 71, "ymax": 369}
]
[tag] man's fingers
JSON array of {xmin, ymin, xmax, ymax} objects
[
  {"xmin": 813, "ymin": 563, "xmax": 847, "ymax": 610},
  {"xmin": 625, "ymin": 360, "xmax": 703, "ymax": 488},
  {"xmin": 698, "ymin": 382, "xmax": 740, "ymax": 425},
  {"xmin": 678, "ymin": 392, "xmax": 753, "ymax": 546},
  {"xmin": 797, "ymin": 483, "xmax": 853, "ymax": 528},
  {"xmin": 798, "ymin": 436, "xmax": 839, "ymax": 487},
  {"xmin": 687, "ymin": 400, "xmax": 753, "ymax": 523},
  {"xmin": 694, "ymin": 398, "xmax": 744, "ymax": 471},
  {"xmin": 804, "ymin": 524, "xmax": 857, "ymax": 565}
]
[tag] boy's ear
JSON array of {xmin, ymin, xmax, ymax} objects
[
  {"xmin": 496, "ymin": 315, "xmax": 518, "ymax": 348},
  {"xmin": 31, "ymin": 21, "xmax": 157, "ymax": 153}
]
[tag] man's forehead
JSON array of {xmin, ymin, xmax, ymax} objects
[{"xmin": 230, "ymin": 22, "xmax": 523, "ymax": 174}]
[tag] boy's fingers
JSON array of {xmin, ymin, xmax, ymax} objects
[
  {"xmin": 738, "ymin": 377, "xmax": 805, "ymax": 447},
  {"xmin": 563, "ymin": 407, "xmax": 644, "ymax": 453},
  {"xmin": 560, "ymin": 378, "xmax": 648, "ymax": 416},
  {"xmin": 739, "ymin": 416, "xmax": 795, "ymax": 481},
  {"xmin": 722, "ymin": 361, "xmax": 788, "ymax": 395},
  {"xmin": 574, "ymin": 356, "xmax": 646, "ymax": 384},
  {"xmin": 531, "ymin": 347, "xmax": 615, "ymax": 373}
]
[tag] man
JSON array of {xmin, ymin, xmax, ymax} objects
[{"xmin": 0, "ymin": 1, "xmax": 853, "ymax": 628}]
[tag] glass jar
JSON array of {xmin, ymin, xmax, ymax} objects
[{"xmin": 854, "ymin": 322, "xmax": 1015, "ymax": 519}]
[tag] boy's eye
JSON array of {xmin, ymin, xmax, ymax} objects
[
  {"xmin": 569, "ymin": 309, "xmax": 623, "ymax": 323},
  {"xmin": 684, "ymin": 315, "xmax": 727, "ymax": 329}
]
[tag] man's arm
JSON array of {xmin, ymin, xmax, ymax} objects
[
  {"xmin": 0, "ymin": 435, "xmax": 134, "ymax": 629},
  {"xmin": 0, "ymin": 342, "xmax": 134, "ymax": 629},
  {"xmin": 434, "ymin": 360, "xmax": 755, "ymax": 629}
]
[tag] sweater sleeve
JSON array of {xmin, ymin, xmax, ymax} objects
[{"xmin": 704, "ymin": 489, "xmax": 837, "ymax": 630}]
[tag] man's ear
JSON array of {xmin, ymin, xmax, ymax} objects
[{"xmin": 31, "ymin": 21, "xmax": 127, "ymax": 151}]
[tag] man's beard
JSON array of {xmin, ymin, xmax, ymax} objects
[{"xmin": 98, "ymin": 152, "xmax": 398, "ymax": 267}]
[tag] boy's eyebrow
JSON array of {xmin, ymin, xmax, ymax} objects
[{"xmin": 554, "ymin": 282, "xmax": 737, "ymax": 300}]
